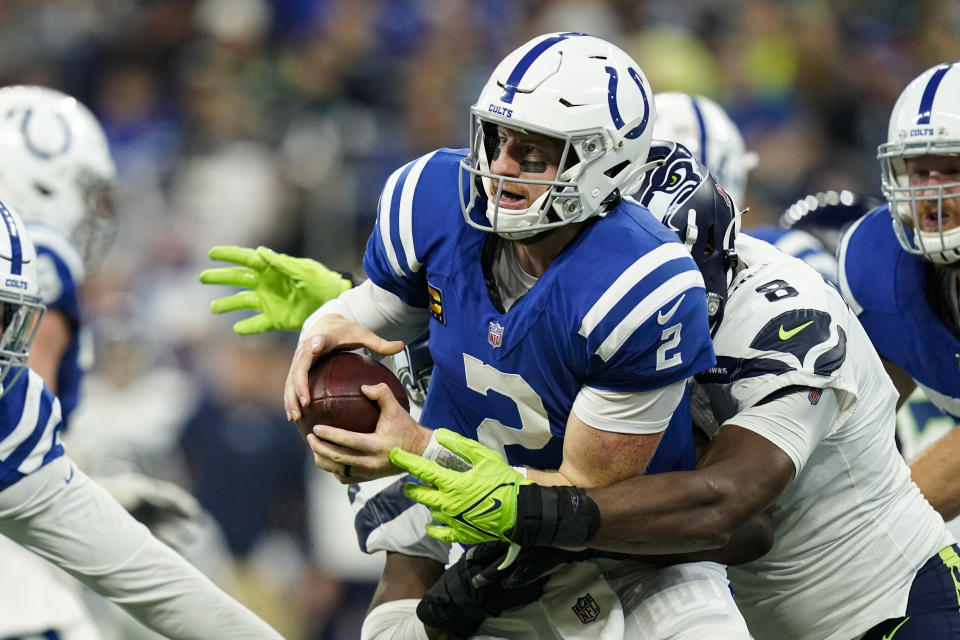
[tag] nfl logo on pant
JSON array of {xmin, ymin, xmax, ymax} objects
[
  {"xmin": 488, "ymin": 321, "xmax": 504, "ymax": 348},
  {"xmin": 571, "ymin": 593, "xmax": 600, "ymax": 623}
]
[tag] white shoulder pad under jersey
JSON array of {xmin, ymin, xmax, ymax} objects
[{"xmin": 698, "ymin": 235, "xmax": 859, "ymax": 427}]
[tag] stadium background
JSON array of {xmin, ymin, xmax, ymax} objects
[{"xmin": 1, "ymin": 0, "xmax": 957, "ymax": 638}]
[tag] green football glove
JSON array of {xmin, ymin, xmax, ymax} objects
[
  {"xmin": 199, "ymin": 245, "xmax": 352, "ymax": 335},
  {"xmin": 389, "ymin": 428, "xmax": 533, "ymax": 545}
]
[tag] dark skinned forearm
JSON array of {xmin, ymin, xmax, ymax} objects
[{"xmin": 581, "ymin": 426, "xmax": 793, "ymax": 557}]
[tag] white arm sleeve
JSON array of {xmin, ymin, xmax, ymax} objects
[
  {"xmin": 361, "ymin": 599, "xmax": 429, "ymax": 640},
  {"xmin": 301, "ymin": 279, "xmax": 430, "ymax": 344},
  {"xmin": 571, "ymin": 379, "xmax": 687, "ymax": 434},
  {"xmin": 723, "ymin": 386, "xmax": 842, "ymax": 477}
]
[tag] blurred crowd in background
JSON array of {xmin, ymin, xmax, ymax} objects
[{"xmin": 1, "ymin": 0, "xmax": 958, "ymax": 638}]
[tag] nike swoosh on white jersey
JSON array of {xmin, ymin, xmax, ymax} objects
[{"xmin": 657, "ymin": 294, "xmax": 686, "ymax": 325}]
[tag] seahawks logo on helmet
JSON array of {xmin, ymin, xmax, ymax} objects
[{"xmin": 633, "ymin": 141, "xmax": 702, "ymax": 214}]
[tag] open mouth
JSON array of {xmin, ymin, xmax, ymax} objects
[{"xmin": 492, "ymin": 184, "xmax": 527, "ymax": 209}]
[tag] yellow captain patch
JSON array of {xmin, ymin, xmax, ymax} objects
[{"xmin": 427, "ymin": 283, "xmax": 445, "ymax": 324}]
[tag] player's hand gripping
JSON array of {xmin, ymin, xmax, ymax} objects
[
  {"xmin": 390, "ymin": 429, "xmax": 533, "ymax": 545},
  {"xmin": 199, "ymin": 245, "xmax": 352, "ymax": 334},
  {"xmin": 284, "ymin": 314, "xmax": 404, "ymax": 422},
  {"xmin": 307, "ymin": 382, "xmax": 432, "ymax": 484}
]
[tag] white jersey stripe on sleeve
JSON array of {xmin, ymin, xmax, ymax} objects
[
  {"xmin": 836, "ymin": 214, "xmax": 866, "ymax": 316},
  {"xmin": 377, "ymin": 162, "xmax": 410, "ymax": 277},
  {"xmin": 20, "ymin": 399, "xmax": 61, "ymax": 476},
  {"xmin": 579, "ymin": 243, "xmax": 691, "ymax": 338},
  {"xmin": 0, "ymin": 374, "xmax": 43, "ymax": 461},
  {"xmin": 596, "ymin": 270, "xmax": 705, "ymax": 361},
  {"xmin": 398, "ymin": 151, "xmax": 437, "ymax": 274}
]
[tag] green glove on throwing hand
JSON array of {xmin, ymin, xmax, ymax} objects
[
  {"xmin": 389, "ymin": 428, "xmax": 533, "ymax": 545},
  {"xmin": 199, "ymin": 245, "xmax": 351, "ymax": 334}
]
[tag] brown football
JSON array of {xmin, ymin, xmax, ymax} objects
[{"xmin": 295, "ymin": 351, "xmax": 409, "ymax": 440}]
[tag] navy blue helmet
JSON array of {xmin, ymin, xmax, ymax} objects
[{"xmin": 654, "ymin": 151, "xmax": 740, "ymax": 333}]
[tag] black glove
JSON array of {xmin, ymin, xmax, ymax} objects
[{"xmin": 416, "ymin": 541, "xmax": 590, "ymax": 638}]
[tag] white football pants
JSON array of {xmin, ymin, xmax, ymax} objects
[
  {"xmin": 0, "ymin": 456, "xmax": 283, "ymax": 640},
  {"xmin": 473, "ymin": 557, "xmax": 750, "ymax": 640}
]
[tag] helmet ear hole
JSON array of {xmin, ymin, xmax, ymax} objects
[
  {"xmin": 702, "ymin": 233, "xmax": 715, "ymax": 259},
  {"xmin": 604, "ymin": 160, "xmax": 630, "ymax": 178}
]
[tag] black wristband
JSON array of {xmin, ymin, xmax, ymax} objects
[{"xmin": 508, "ymin": 485, "xmax": 600, "ymax": 548}]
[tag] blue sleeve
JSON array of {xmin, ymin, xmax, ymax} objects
[
  {"xmin": 362, "ymin": 149, "xmax": 467, "ymax": 308},
  {"xmin": 36, "ymin": 246, "xmax": 81, "ymax": 324},
  {"xmin": 581, "ymin": 249, "xmax": 716, "ymax": 392}
]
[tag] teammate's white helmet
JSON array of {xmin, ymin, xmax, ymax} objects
[
  {"xmin": 0, "ymin": 86, "xmax": 117, "ymax": 268},
  {"xmin": 879, "ymin": 62, "xmax": 960, "ymax": 264},
  {"xmin": 652, "ymin": 92, "xmax": 757, "ymax": 208},
  {"xmin": 0, "ymin": 200, "xmax": 44, "ymax": 399},
  {"xmin": 460, "ymin": 33, "xmax": 658, "ymax": 239}
]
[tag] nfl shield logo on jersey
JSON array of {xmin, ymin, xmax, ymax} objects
[
  {"xmin": 488, "ymin": 321, "xmax": 505, "ymax": 348},
  {"xmin": 571, "ymin": 593, "xmax": 600, "ymax": 623}
]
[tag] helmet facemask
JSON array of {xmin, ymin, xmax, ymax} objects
[
  {"xmin": 461, "ymin": 112, "xmax": 621, "ymax": 239},
  {"xmin": 879, "ymin": 143, "xmax": 960, "ymax": 265},
  {"xmin": 0, "ymin": 294, "xmax": 44, "ymax": 399},
  {"xmin": 73, "ymin": 168, "xmax": 118, "ymax": 268}
]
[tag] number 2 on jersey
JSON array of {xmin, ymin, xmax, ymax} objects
[{"xmin": 463, "ymin": 354, "xmax": 552, "ymax": 459}]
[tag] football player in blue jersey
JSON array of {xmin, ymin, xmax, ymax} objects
[
  {"xmin": 654, "ymin": 90, "xmax": 959, "ymax": 540},
  {"xmin": 284, "ymin": 32, "xmax": 753, "ymax": 639},
  {"xmin": 0, "ymin": 85, "xmax": 235, "ymax": 639},
  {"xmin": 0, "ymin": 86, "xmax": 117, "ymax": 427},
  {"xmin": 837, "ymin": 62, "xmax": 960, "ymax": 530},
  {"xmin": 391, "ymin": 158, "xmax": 960, "ymax": 640},
  {"xmin": 0, "ymin": 199, "xmax": 284, "ymax": 639}
]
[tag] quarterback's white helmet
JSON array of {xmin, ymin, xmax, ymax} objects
[
  {"xmin": 0, "ymin": 86, "xmax": 117, "ymax": 268},
  {"xmin": 652, "ymin": 92, "xmax": 757, "ymax": 208},
  {"xmin": 0, "ymin": 200, "xmax": 44, "ymax": 398},
  {"xmin": 879, "ymin": 62, "xmax": 960, "ymax": 264},
  {"xmin": 460, "ymin": 33, "xmax": 658, "ymax": 239}
]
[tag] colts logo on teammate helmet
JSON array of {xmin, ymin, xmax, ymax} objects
[
  {"xmin": 571, "ymin": 593, "xmax": 600, "ymax": 624},
  {"xmin": 488, "ymin": 321, "xmax": 504, "ymax": 348}
]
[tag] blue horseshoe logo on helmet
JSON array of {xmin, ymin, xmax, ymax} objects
[
  {"xmin": 604, "ymin": 66, "xmax": 650, "ymax": 140},
  {"xmin": 21, "ymin": 109, "xmax": 72, "ymax": 161}
]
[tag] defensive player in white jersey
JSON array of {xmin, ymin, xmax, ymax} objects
[
  {"xmin": 651, "ymin": 92, "xmax": 956, "ymax": 501},
  {"xmin": 283, "ymin": 33, "xmax": 753, "ymax": 640},
  {"xmin": 838, "ymin": 62, "xmax": 960, "ymax": 530},
  {"xmin": 0, "ymin": 199, "xmax": 283, "ymax": 639},
  {"xmin": 390, "ymin": 165, "xmax": 960, "ymax": 640}
]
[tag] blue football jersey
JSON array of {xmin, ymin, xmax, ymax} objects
[
  {"xmin": 27, "ymin": 223, "xmax": 87, "ymax": 428},
  {"xmin": 363, "ymin": 149, "xmax": 715, "ymax": 472},
  {"xmin": 746, "ymin": 226, "xmax": 838, "ymax": 283},
  {"xmin": 838, "ymin": 205, "xmax": 960, "ymax": 418},
  {"xmin": 0, "ymin": 368, "xmax": 65, "ymax": 490}
]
